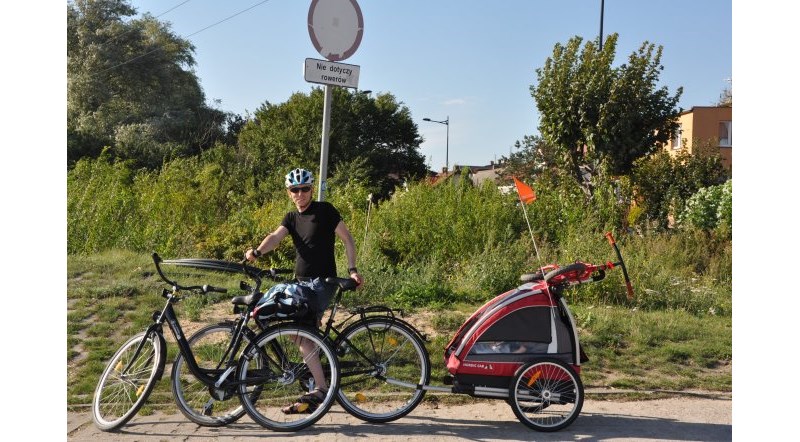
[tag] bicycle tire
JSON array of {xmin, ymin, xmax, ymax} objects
[
  {"xmin": 235, "ymin": 325, "xmax": 339, "ymax": 432},
  {"xmin": 171, "ymin": 323, "xmax": 248, "ymax": 426},
  {"xmin": 509, "ymin": 358, "xmax": 583, "ymax": 432},
  {"xmin": 334, "ymin": 317, "xmax": 430, "ymax": 423},
  {"xmin": 92, "ymin": 331, "xmax": 166, "ymax": 431}
]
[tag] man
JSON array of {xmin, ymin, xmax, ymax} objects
[{"xmin": 245, "ymin": 167, "xmax": 363, "ymax": 414}]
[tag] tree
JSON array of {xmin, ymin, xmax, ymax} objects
[
  {"xmin": 717, "ymin": 79, "xmax": 732, "ymax": 107},
  {"xmin": 531, "ymin": 33, "xmax": 683, "ymax": 191},
  {"xmin": 497, "ymin": 135, "xmax": 561, "ymax": 182},
  {"xmin": 67, "ymin": 0, "xmax": 229, "ymax": 167},
  {"xmin": 236, "ymin": 88, "xmax": 428, "ymax": 198}
]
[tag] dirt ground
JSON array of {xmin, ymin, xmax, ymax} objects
[{"xmin": 67, "ymin": 392, "xmax": 732, "ymax": 441}]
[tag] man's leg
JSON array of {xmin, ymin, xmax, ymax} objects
[{"xmin": 296, "ymin": 335, "xmax": 328, "ymax": 392}]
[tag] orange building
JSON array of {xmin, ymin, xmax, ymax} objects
[{"xmin": 664, "ymin": 106, "xmax": 732, "ymax": 173}]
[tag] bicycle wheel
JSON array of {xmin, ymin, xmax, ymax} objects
[
  {"xmin": 509, "ymin": 358, "xmax": 583, "ymax": 432},
  {"xmin": 92, "ymin": 331, "xmax": 165, "ymax": 431},
  {"xmin": 171, "ymin": 323, "xmax": 248, "ymax": 426},
  {"xmin": 236, "ymin": 325, "xmax": 339, "ymax": 432},
  {"xmin": 334, "ymin": 318, "xmax": 430, "ymax": 423}
]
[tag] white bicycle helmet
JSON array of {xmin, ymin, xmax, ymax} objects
[{"xmin": 284, "ymin": 168, "xmax": 314, "ymax": 188}]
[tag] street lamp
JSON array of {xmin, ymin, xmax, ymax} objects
[
  {"xmin": 599, "ymin": 0, "xmax": 605, "ymax": 50},
  {"xmin": 423, "ymin": 116, "xmax": 449, "ymax": 172}
]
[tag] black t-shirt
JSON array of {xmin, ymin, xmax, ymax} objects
[{"xmin": 281, "ymin": 201, "xmax": 342, "ymax": 278}]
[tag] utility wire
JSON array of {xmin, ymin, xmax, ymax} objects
[
  {"xmin": 89, "ymin": 0, "xmax": 272, "ymax": 78},
  {"xmin": 183, "ymin": 0, "xmax": 271, "ymax": 39}
]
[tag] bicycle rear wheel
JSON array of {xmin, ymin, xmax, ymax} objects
[
  {"xmin": 92, "ymin": 331, "xmax": 165, "ymax": 431},
  {"xmin": 335, "ymin": 318, "xmax": 430, "ymax": 423},
  {"xmin": 236, "ymin": 325, "xmax": 339, "ymax": 432},
  {"xmin": 171, "ymin": 323, "xmax": 247, "ymax": 426}
]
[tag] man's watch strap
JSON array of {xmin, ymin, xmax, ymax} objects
[
  {"xmin": 253, "ymin": 248, "xmax": 262, "ymax": 258},
  {"xmin": 348, "ymin": 267, "xmax": 358, "ymax": 274}
]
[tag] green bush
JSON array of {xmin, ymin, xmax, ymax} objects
[
  {"xmin": 631, "ymin": 149, "xmax": 728, "ymax": 230},
  {"xmin": 68, "ymin": 152, "xmax": 730, "ymax": 315},
  {"xmin": 370, "ymin": 178, "xmax": 524, "ymax": 267},
  {"xmin": 678, "ymin": 179, "xmax": 732, "ymax": 233}
]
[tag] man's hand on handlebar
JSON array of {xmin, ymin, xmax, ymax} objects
[
  {"xmin": 349, "ymin": 271, "xmax": 364, "ymax": 288},
  {"xmin": 245, "ymin": 248, "xmax": 260, "ymax": 262}
]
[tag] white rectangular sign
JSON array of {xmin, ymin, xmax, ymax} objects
[{"xmin": 304, "ymin": 58, "xmax": 360, "ymax": 88}]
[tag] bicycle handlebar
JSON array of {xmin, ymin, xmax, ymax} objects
[{"xmin": 202, "ymin": 284, "xmax": 227, "ymax": 294}]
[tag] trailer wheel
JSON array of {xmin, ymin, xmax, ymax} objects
[{"xmin": 509, "ymin": 358, "xmax": 583, "ymax": 432}]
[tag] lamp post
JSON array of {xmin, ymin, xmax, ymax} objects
[
  {"xmin": 423, "ymin": 116, "xmax": 449, "ymax": 172},
  {"xmin": 599, "ymin": 0, "xmax": 605, "ymax": 50}
]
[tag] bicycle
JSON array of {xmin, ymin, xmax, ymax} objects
[
  {"xmin": 91, "ymin": 253, "xmax": 340, "ymax": 432},
  {"xmin": 258, "ymin": 276, "xmax": 432, "ymax": 423}
]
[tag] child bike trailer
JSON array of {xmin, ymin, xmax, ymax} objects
[
  {"xmin": 441, "ymin": 234, "xmax": 632, "ymax": 432},
  {"xmin": 443, "ymin": 271, "xmax": 585, "ymax": 431}
]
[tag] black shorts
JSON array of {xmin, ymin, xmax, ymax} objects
[{"xmin": 296, "ymin": 277, "xmax": 337, "ymax": 321}]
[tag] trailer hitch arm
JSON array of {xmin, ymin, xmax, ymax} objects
[{"xmin": 605, "ymin": 232, "xmax": 634, "ymax": 300}]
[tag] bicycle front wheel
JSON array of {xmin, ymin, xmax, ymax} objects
[
  {"xmin": 236, "ymin": 325, "xmax": 339, "ymax": 432},
  {"xmin": 171, "ymin": 323, "xmax": 247, "ymax": 427},
  {"xmin": 335, "ymin": 318, "xmax": 430, "ymax": 423},
  {"xmin": 92, "ymin": 331, "xmax": 165, "ymax": 431}
]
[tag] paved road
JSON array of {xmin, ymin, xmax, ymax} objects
[{"xmin": 68, "ymin": 394, "xmax": 732, "ymax": 441}]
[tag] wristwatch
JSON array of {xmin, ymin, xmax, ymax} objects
[
  {"xmin": 348, "ymin": 267, "xmax": 358, "ymax": 274},
  {"xmin": 252, "ymin": 248, "xmax": 262, "ymax": 258}
]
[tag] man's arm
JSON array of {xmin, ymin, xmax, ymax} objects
[
  {"xmin": 335, "ymin": 221, "xmax": 363, "ymax": 285},
  {"xmin": 246, "ymin": 225, "xmax": 289, "ymax": 261}
]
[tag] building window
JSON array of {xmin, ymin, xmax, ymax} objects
[
  {"xmin": 672, "ymin": 124, "xmax": 682, "ymax": 150},
  {"xmin": 719, "ymin": 121, "xmax": 732, "ymax": 147}
]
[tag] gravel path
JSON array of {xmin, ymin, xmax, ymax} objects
[{"xmin": 67, "ymin": 393, "xmax": 732, "ymax": 441}]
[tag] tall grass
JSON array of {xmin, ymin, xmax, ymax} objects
[{"xmin": 68, "ymin": 155, "xmax": 730, "ymax": 315}]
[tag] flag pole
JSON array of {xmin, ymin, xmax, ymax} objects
[
  {"xmin": 512, "ymin": 176, "xmax": 551, "ymax": 289},
  {"xmin": 362, "ymin": 193, "xmax": 374, "ymax": 252},
  {"xmin": 516, "ymin": 191, "xmax": 548, "ymax": 283}
]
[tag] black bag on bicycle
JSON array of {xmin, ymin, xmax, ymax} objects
[{"xmin": 253, "ymin": 282, "xmax": 312, "ymax": 322}]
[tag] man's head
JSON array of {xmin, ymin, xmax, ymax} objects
[{"xmin": 285, "ymin": 168, "xmax": 314, "ymax": 209}]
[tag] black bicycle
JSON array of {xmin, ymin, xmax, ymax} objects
[
  {"xmin": 91, "ymin": 253, "xmax": 340, "ymax": 432},
  {"xmin": 179, "ymin": 273, "xmax": 432, "ymax": 426}
]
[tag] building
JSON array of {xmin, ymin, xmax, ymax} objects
[
  {"xmin": 431, "ymin": 160, "xmax": 507, "ymax": 186},
  {"xmin": 664, "ymin": 106, "xmax": 732, "ymax": 172}
]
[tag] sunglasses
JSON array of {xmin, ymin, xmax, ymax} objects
[{"xmin": 289, "ymin": 186, "xmax": 312, "ymax": 194}]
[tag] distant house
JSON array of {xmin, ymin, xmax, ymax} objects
[
  {"xmin": 430, "ymin": 160, "xmax": 507, "ymax": 186},
  {"xmin": 664, "ymin": 106, "xmax": 732, "ymax": 173}
]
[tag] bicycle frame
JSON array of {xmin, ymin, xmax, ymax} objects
[
  {"xmin": 260, "ymin": 279, "xmax": 428, "ymax": 387},
  {"xmin": 144, "ymin": 254, "xmax": 295, "ymax": 393}
]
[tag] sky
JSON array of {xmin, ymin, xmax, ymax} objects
[{"xmin": 125, "ymin": 0, "xmax": 731, "ymax": 172}]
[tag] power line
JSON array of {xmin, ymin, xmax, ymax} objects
[
  {"xmin": 156, "ymin": 0, "xmax": 195, "ymax": 18},
  {"xmin": 184, "ymin": 0, "xmax": 272, "ymax": 39},
  {"xmin": 88, "ymin": 0, "xmax": 272, "ymax": 78}
]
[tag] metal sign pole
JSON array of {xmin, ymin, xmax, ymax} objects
[
  {"xmin": 307, "ymin": 0, "xmax": 363, "ymax": 202},
  {"xmin": 318, "ymin": 84, "xmax": 333, "ymax": 201}
]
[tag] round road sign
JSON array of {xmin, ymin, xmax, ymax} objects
[{"xmin": 307, "ymin": 0, "xmax": 364, "ymax": 62}]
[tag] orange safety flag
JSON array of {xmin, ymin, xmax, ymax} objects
[{"xmin": 513, "ymin": 177, "xmax": 536, "ymax": 204}]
